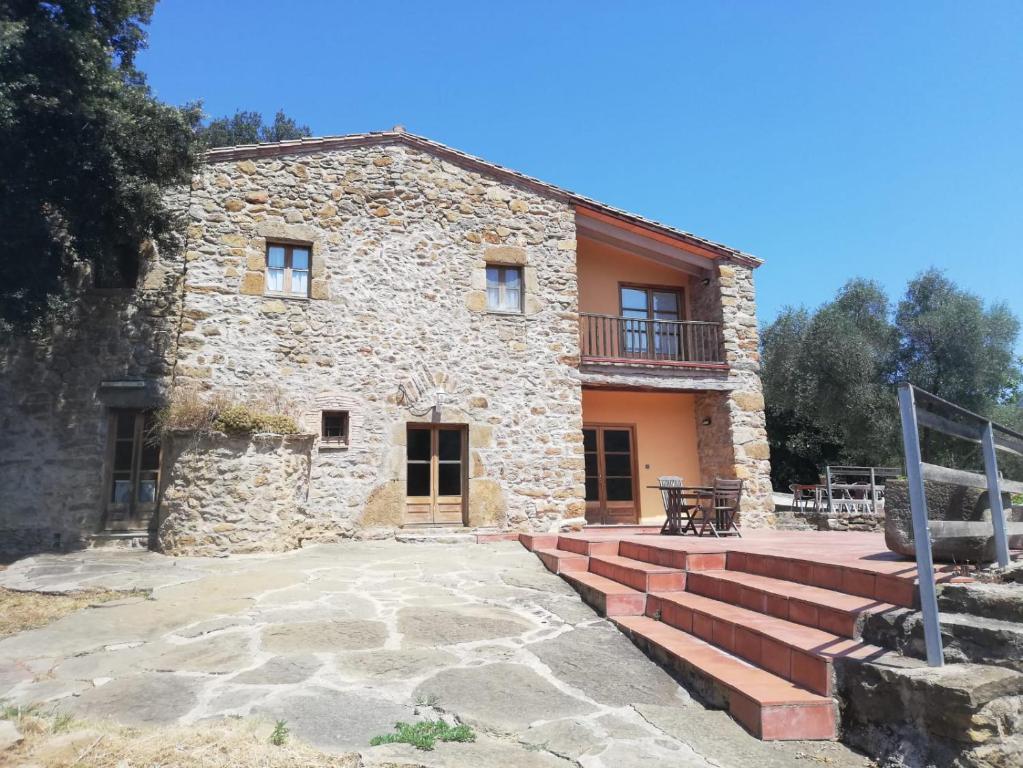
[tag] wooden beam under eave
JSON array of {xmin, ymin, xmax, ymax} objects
[{"xmin": 576, "ymin": 205, "xmax": 727, "ymax": 263}]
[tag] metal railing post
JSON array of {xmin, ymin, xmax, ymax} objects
[
  {"xmin": 826, "ymin": 466, "xmax": 834, "ymax": 519},
  {"xmin": 898, "ymin": 384, "xmax": 944, "ymax": 667},
  {"xmin": 981, "ymin": 422, "xmax": 1011, "ymax": 568}
]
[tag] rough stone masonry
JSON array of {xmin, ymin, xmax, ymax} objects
[{"xmin": 0, "ymin": 134, "xmax": 774, "ymax": 555}]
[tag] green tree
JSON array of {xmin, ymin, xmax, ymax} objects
[
  {"xmin": 894, "ymin": 269, "xmax": 1022, "ymax": 467},
  {"xmin": 762, "ymin": 280, "xmax": 899, "ymax": 488},
  {"xmin": 0, "ymin": 0, "xmax": 201, "ymax": 328},
  {"xmin": 761, "ymin": 272, "xmax": 1021, "ymax": 487},
  {"xmin": 197, "ymin": 109, "xmax": 311, "ymax": 148}
]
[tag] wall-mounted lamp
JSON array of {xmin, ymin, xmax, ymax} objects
[
  {"xmin": 700, "ymin": 277, "xmax": 712, "ymax": 287},
  {"xmin": 434, "ymin": 385, "xmax": 447, "ymax": 411},
  {"xmin": 701, "ymin": 417, "xmax": 713, "ymax": 426}
]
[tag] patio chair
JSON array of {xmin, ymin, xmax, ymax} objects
[
  {"xmin": 697, "ymin": 478, "xmax": 744, "ymax": 537},
  {"xmin": 657, "ymin": 476, "xmax": 685, "ymax": 535}
]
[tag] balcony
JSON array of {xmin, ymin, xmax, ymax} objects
[{"xmin": 579, "ymin": 313, "xmax": 726, "ymax": 368}]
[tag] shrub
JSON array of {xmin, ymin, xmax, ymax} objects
[
  {"xmin": 370, "ymin": 720, "xmax": 475, "ymax": 751},
  {"xmin": 269, "ymin": 719, "xmax": 289, "ymax": 747},
  {"xmin": 212, "ymin": 406, "xmax": 298, "ymax": 436},
  {"xmin": 155, "ymin": 386, "xmax": 300, "ymax": 438}
]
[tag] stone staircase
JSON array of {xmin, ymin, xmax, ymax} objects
[{"xmin": 520, "ymin": 532, "xmax": 892, "ymax": 741}]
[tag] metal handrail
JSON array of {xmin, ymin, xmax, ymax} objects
[{"xmin": 897, "ymin": 382, "xmax": 1019, "ymax": 667}]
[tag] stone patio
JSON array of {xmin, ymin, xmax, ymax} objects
[{"xmin": 0, "ymin": 541, "xmax": 871, "ymax": 766}]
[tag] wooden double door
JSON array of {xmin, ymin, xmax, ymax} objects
[
  {"xmin": 405, "ymin": 424, "xmax": 467, "ymax": 526},
  {"xmin": 583, "ymin": 424, "xmax": 639, "ymax": 525}
]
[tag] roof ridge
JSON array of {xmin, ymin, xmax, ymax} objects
[{"xmin": 203, "ymin": 130, "xmax": 762, "ymax": 266}]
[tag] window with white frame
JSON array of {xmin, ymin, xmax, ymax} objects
[
  {"xmin": 266, "ymin": 243, "xmax": 311, "ymax": 298},
  {"xmin": 485, "ymin": 265, "xmax": 523, "ymax": 313}
]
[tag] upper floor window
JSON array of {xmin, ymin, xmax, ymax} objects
[
  {"xmin": 486, "ymin": 265, "xmax": 522, "ymax": 313},
  {"xmin": 266, "ymin": 243, "xmax": 310, "ymax": 298}
]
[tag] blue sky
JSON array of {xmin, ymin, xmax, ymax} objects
[{"xmin": 138, "ymin": 1, "xmax": 1021, "ymax": 343}]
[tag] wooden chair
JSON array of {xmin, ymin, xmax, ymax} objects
[
  {"xmin": 697, "ymin": 478, "xmax": 744, "ymax": 537},
  {"xmin": 657, "ymin": 476, "xmax": 685, "ymax": 535}
]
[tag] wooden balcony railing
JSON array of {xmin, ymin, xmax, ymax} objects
[{"xmin": 579, "ymin": 313, "xmax": 726, "ymax": 367}]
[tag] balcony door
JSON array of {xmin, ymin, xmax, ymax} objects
[
  {"xmin": 405, "ymin": 424, "xmax": 467, "ymax": 526},
  {"xmin": 620, "ymin": 285, "xmax": 684, "ymax": 360},
  {"xmin": 583, "ymin": 425, "xmax": 639, "ymax": 525}
]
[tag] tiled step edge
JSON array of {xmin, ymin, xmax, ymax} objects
[
  {"xmin": 727, "ymin": 552, "xmax": 921, "ymax": 608},
  {"xmin": 561, "ymin": 571, "xmax": 647, "ymax": 617},
  {"xmin": 519, "ymin": 533, "xmax": 558, "ymax": 551},
  {"xmin": 618, "ymin": 540, "xmax": 727, "ymax": 571},
  {"xmin": 648, "ymin": 591, "xmax": 885, "ymax": 696},
  {"xmin": 556, "ymin": 536, "xmax": 620, "ymax": 557},
  {"xmin": 614, "ymin": 616, "xmax": 837, "ymax": 741},
  {"xmin": 686, "ymin": 569, "xmax": 896, "ymax": 639},
  {"xmin": 589, "ymin": 554, "xmax": 686, "ymax": 593},
  {"xmin": 534, "ymin": 548, "xmax": 589, "ymax": 574}
]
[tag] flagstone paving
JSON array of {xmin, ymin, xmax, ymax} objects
[{"xmin": 0, "ymin": 541, "xmax": 873, "ymax": 766}]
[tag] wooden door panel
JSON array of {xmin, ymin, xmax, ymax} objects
[
  {"xmin": 405, "ymin": 425, "xmax": 466, "ymax": 526},
  {"xmin": 582, "ymin": 424, "xmax": 639, "ymax": 525}
]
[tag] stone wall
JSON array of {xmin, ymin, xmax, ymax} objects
[
  {"xmin": 157, "ymin": 432, "xmax": 316, "ymax": 555},
  {"xmin": 173, "ymin": 143, "xmax": 585, "ymax": 538},
  {"xmin": 691, "ymin": 262, "xmax": 775, "ymax": 527},
  {"xmin": 0, "ymin": 135, "xmax": 775, "ymax": 554},
  {"xmin": 0, "ymin": 219, "xmax": 187, "ymax": 555}
]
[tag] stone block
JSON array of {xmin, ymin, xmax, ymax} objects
[
  {"xmin": 239, "ymin": 271, "xmax": 265, "ymax": 295},
  {"xmin": 485, "ymin": 246, "xmax": 527, "ymax": 265},
  {"xmin": 469, "ymin": 423, "xmax": 494, "ymax": 448},
  {"xmin": 310, "ymin": 278, "xmax": 329, "ymax": 300}
]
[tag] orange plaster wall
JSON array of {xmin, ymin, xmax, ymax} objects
[
  {"xmin": 577, "ymin": 237, "xmax": 691, "ymax": 318},
  {"xmin": 581, "ymin": 389, "xmax": 702, "ymax": 524}
]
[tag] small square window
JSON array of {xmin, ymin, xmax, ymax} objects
[
  {"xmin": 266, "ymin": 242, "xmax": 311, "ymax": 298},
  {"xmin": 486, "ymin": 265, "xmax": 523, "ymax": 313},
  {"xmin": 321, "ymin": 411, "xmax": 349, "ymax": 445}
]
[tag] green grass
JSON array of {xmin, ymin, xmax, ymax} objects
[{"xmin": 370, "ymin": 720, "xmax": 476, "ymax": 751}]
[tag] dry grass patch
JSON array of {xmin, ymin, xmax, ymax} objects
[
  {"xmin": 0, "ymin": 711, "xmax": 361, "ymax": 768},
  {"xmin": 0, "ymin": 588, "xmax": 128, "ymax": 638}
]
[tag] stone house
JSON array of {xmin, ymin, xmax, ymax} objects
[{"xmin": 0, "ymin": 129, "xmax": 773, "ymax": 556}]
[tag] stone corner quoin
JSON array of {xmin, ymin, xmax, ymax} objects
[{"xmin": 0, "ymin": 138, "xmax": 774, "ymax": 556}]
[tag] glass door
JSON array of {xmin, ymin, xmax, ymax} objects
[
  {"xmin": 405, "ymin": 424, "xmax": 466, "ymax": 525},
  {"xmin": 620, "ymin": 286, "xmax": 684, "ymax": 360},
  {"xmin": 104, "ymin": 410, "xmax": 161, "ymax": 531},
  {"xmin": 583, "ymin": 425, "xmax": 638, "ymax": 525}
]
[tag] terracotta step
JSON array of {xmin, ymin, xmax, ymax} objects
[
  {"xmin": 686, "ymin": 569, "xmax": 897, "ymax": 638},
  {"xmin": 589, "ymin": 554, "xmax": 686, "ymax": 593},
  {"xmin": 519, "ymin": 533, "xmax": 558, "ymax": 552},
  {"xmin": 647, "ymin": 591, "xmax": 884, "ymax": 696},
  {"xmin": 561, "ymin": 571, "xmax": 647, "ymax": 617},
  {"xmin": 727, "ymin": 552, "xmax": 918, "ymax": 608},
  {"xmin": 534, "ymin": 547, "xmax": 589, "ymax": 574},
  {"xmin": 557, "ymin": 535, "xmax": 620, "ymax": 557},
  {"xmin": 617, "ymin": 539, "xmax": 727, "ymax": 571},
  {"xmin": 615, "ymin": 616, "xmax": 837, "ymax": 740}
]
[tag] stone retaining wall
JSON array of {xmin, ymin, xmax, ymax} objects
[{"xmin": 157, "ymin": 432, "xmax": 316, "ymax": 555}]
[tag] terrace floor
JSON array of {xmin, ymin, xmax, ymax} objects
[{"xmin": 0, "ymin": 540, "xmax": 871, "ymax": 767}]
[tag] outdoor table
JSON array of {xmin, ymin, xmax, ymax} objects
[
  {"xmin": 649, "ymin": 484, "xmax": 713, "ymax": 536},
  {"xmin": 790, "ymin": 483, "xmax": 826, "ymax": 514}
]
